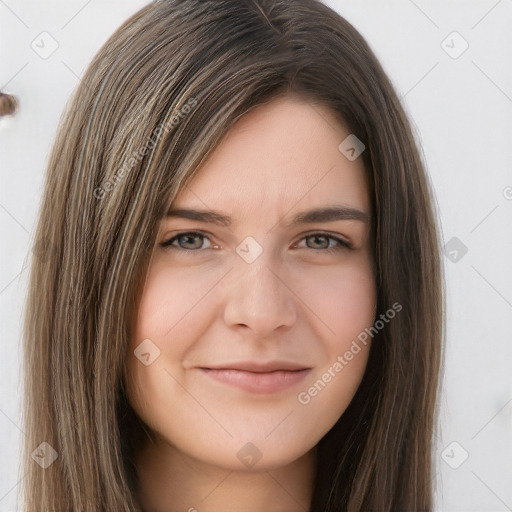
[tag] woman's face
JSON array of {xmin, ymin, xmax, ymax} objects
[{"xmin": 125, "ymin": 95, "xmax": 376, "ymax": 471}]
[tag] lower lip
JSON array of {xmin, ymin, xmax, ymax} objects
[{"xmin": 200, "ymin": 368, "xmax": 311, "ymax": 394}]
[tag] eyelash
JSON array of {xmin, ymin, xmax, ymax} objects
[{"xmin": 159, "ymin": 230, "xmax": 353, "ymax": 254}]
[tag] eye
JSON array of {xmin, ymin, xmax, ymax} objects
[
  {"xmin": 294, "ymin": 232, "xmax": 352, "ymax": 253},
  {"xmin": 160, "ymin": 231, "xmax": 212, "ymax": 252}
]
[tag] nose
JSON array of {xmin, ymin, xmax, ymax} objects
[{"xmin": 222, "ymin": 254, "xmax": 298, "ymax": 338}]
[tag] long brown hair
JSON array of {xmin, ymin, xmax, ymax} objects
[{"xmin": 21, "ymin": 1, "xmax": 444, "ymax": 510}]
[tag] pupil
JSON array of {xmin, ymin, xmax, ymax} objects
[
  {"xmin": 184, "ymin": 235, "xmax": 201, "ymax": 249},
  {"xmin": 310, "ymin": 235, "xmax": 327, "ymax": 249}
]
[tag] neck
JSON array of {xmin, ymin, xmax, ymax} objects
[{"xmin": 134, "ymin": 437, "xmax": 316, "ymax": 512}]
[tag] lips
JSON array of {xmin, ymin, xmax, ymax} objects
[
  {"xmin": 202, "ymin": 361, "xmax": 310, "ymax": 373},
  {"xmin": 198, "ymin": 361, "xmax": 311, "ymax": 394}
]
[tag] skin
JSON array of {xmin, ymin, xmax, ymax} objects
[{"xmin": 125, "ymin": 94, "xmax": 377, "ymax": 512}]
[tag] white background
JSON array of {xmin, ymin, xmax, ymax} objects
[{"xmin": 1, "ymin": 1, "xmax": 511, "ymax": 510}]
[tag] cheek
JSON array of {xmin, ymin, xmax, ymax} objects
[
  {"xmin": 291, "ymin": 258, "xmax": 375, "ymax": 408},
  {"xmin": 132, "ymin": 260, "xmax": 226, "ymax": 346},
  {"xmin": 126, "ymin": 263, "xmax": 215, "ymax": 413},
  {"xmin": 292, "ymin": 256, "xmax": 376, "ymax": 346}
]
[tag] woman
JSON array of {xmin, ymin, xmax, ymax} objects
[{"xmin": 22, "ymin": 0, "xmax": 444, "ymax": 510}]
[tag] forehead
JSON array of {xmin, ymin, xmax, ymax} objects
[{"xmin": 173, "ymin": 95, "xmax": 369, "ymax": 219}]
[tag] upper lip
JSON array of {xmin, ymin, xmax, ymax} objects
[{"xmin": 199, "ymin": 361, "xmax": 310, "ymax": 373}]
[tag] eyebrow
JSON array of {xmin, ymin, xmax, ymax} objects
[{"xmin": 166, "ymin": 205, "xmax": 369, "ymax": 227}]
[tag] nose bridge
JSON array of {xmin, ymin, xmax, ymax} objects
[{"xmin": 223, "ymin": 240, "xmax": 297, "ymax": 334}]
